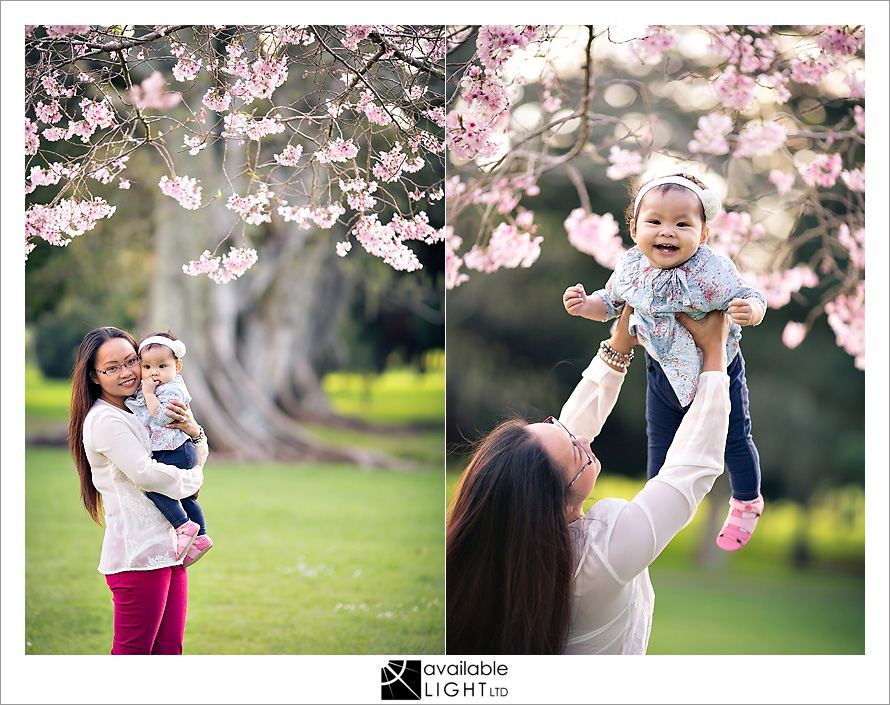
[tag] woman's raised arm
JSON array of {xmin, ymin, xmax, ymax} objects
[{"xmin": 558, "ymin": 305, "xmax": 637, "ymax": 439}]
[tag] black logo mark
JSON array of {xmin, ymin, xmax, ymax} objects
[{"xmin": 381, "ymin": 660, "xmax": 422, "ymax": 700}]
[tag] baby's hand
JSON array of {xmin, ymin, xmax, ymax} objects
[
  {"xmin": 563, "ymin": 284, "xmax": 589, "ymax": 317},
  {"xmin": 141, "ymin": 378, "xmax": 160, "ymax": 396},
  {"xmin": 728, "ymin": 298, "xmax": 755, "ymax": 326}
]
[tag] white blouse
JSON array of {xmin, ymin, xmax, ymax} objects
[
  {"xmin": 83, "ymin": 399, "xmax": 207, "ymax": 574},
  {"xmin": 558, "ymin": 355, "xmax": 730, "ymax": 654}
]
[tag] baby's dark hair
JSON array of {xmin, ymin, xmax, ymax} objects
[{"xmin": 624, "ymin": 172, "xmax": 709, "ymax": 225}]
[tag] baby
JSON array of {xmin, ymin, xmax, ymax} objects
[
  {"xmin": 126, "ymin": 332, "xmax": 213, "ymax": 566},
  {"xmin": 563, "ymin": 173, "xmax": 766, "ymax": 550}
]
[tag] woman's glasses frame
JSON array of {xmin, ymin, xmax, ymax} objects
[
  {"xmin": 544, "ymin": 416, "xmax": 594, "ymax": 487},
  {"xmin": 94, "ymin": 355, "xmax": 141, "ymax": 376}
]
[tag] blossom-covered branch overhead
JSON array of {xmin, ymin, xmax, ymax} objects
[
  {"xmin": 25, "ymin": 24, "xmax": 446, "ymax": 282},
  {"xmin": 445, "ymin": 25, "xmax": 865, "ymax": 368}
]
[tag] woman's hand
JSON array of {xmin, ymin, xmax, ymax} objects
[
  {"xmin": 165, "ymin": 399, "xmax": 202, "ymax": 439},
  {"xmin": 676, "ymin": 310, "xmax": 732, "ymax": 373}
]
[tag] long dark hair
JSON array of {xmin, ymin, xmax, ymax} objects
[
  {"xmin": 67, "ymin": 326, "xmax": 138, "ymax": 525},
  {"xmin": 446, "ymin": 419, "xmax": 576, "ymax": 654}
]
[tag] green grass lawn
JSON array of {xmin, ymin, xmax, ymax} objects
[
  {"xmin": 24, "ymin": 362, "xmax": 445, "ymax": 655},
  {"xmin": 26, "ymin": 449, "xmax": 444, "ymax": 655}
]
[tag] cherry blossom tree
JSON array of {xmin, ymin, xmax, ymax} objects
[
  {"xmin": 26, "ymin": 24, "xmax": 445, "ymax": 278},
  {"xmin": 25, "ymin": 25, "xmax": 445, "ymax": 463},
  {"xmin": 445, "ymin": 25, "xmax": 865, "ymax": 368}
]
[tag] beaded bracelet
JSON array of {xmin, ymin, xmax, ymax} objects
[
  {"xmin": 192, "ymin": 426, "xmax": 207, "ymax": 445},
  {"xmin": 599, "ymin": 340, "xmax": 634, "ymax": 368}
]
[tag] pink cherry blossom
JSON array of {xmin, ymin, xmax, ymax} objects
[
  {"xmin": 350, "ymin": 214, "xmax": 423, "ymax": 272},
  {"xmin": 769, "ymin": 169, "xmax": 795, "ymax": 194},
  {"xmin": 790, "ymin": 51, "xmax": 837, "ymax": 85},
  {"xmin": 244, "ymin": 58, "xmax": 288, "ymax": 100},
  {"xmin": 476, "ymin": 25, "xmax": 546, "ymax": 72},
  {"xmin": 815, "ymin": 26, "xmax": 864, "ymax": 56},
  {"xmin": 853, "ymin": 105, "xmax": 864, "ymax": 135},
  {"xmin": 445, "ymin": 109, "xmax": 498, "ymax": 161},
  {"xmin": 25, "ymin": 197, "xmax": 116, "ymax": 255},
  {"xmin": 202, "ymin": 88, "xmax": 232, "ymax": 112},
  {"xmin": 35, "ymin": 99, "xmax": 62, "ymax": 124},
  {"xmin": 798, "ymin": 153, "xmax": 842, "ymax": 188},
  {"xmin": 781, "ymin": 321, "xmax": 807, "ymax": 349},
  {"xmin": 758, "ymin": 72, "xmax": 792, "ymax": 104},
  {"xmin": 712, "ymin": 65, "xmax": 756, "ymax": 111},
  {"xmin": 845, "ymin": 72, "xmax": 865, "ymax": 100},
  {"xmin": 744, "ymin": 265, "xmax": 819, "ymax": 308},
  {"xmin": 708, "ymin": 30, "xmax": 776, "ymax": 73},
  {"xmin": 688, "ymin": 113, "xmax": 732, "ymax": 155},
  {"xmin": 274, "ymin": 144, "xmax": 304, "ymax": 166},
  {"xmin": 184, "ymin": 134, "xmax": 207, "ymax": 156},
  {"xmin": 343, "ymin": 25, "xmax": 373, "ymax": 51},
  {"xmin": 841, "ymin": 168, "xmax": 864, "ymax": 193},
  {"xmin": 183, "ymin": 246, "xmax": 259, "ymax": 283},
  {"xmin": 128, "ymin": 71, "xmax": 182, "ymax": 111},
  {"xmin": 564, "ymin": 209, "xmax": 625, "ymax": 270},
  {"xmin": 606, "ymin": 146, "xmax": 643, "ymax": 181},
  {"xmin": 734, "ymin": 120, "xmax": 787, "ymax": 157},
  {"xmin": 445, "ymin": 226, "xmax": 469, "ymax": 290},
  {"xmin": 707, "ymin": 211, "xmax": 765, "ymax": 260},
  {"xmin": 464, "ymin": 222, "xmax": 542, "ymax": 273},
  {"xmin": 44, "ymin": 25, "xmax": 91, "ymax": 38},
  {"xmin": 28, "ymin": 164, "xmax": 62, "ymax": 190},
  {"xmin": 172, "ymin": 55, "xmax": 202, "ymax": 82},
  {"xmin": 315, "ymin": 137, "xmax": 359, "ymax": 164},
  {"xmin": 25, "ymin": 118, "xmax": 39, "ymax": 155},
  {"xmin": 82, "ymin": 98, "xmax": 116, "ymax": 129},
  {"xmin": 41, "ymin": 126, "xmax": 66, "ymax": 141},
  {"xmin": 628, "ymin": 26, "xmax": 677, "ymax": 65},
  {"xmin": 837, "ymin": 224, "xmax": 865, "ymax": 270},
  {"xmin": 223, "ymin": 112, "xmax": 285, "ymax": 141},
  {"xmin": 275, "ymin": 26, "xmax": 315, "ymax": 46},
  {"xmin": 226, "ymin": 184, "xmax": 274, "ymax": 225},
  {"xmin": 158, "ymin": 174, "xmax": 203, "ymax": 210},
  {"xmin": 824, "ymin": 281, "xmax": 864, "ymax": 369}
]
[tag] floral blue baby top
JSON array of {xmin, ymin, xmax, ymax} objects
[
  {"xmin": 125, "ymin": 374, "xmax": 193, "ymax": 452},
  {"xmin": 592, "ymin": 245, "xmax": 766, "ymax": 406}
]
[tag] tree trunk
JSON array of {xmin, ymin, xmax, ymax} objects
[{"xmin": 145, "ymin": 142, "xmax": 390, "ymax": 467}]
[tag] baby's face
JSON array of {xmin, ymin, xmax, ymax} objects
[
  {"xmin": 631, "ymin": 187, "xmax": 708, "ymax": 269},
  {"xmin": 139, "ymin": 346, "xmax": 180, "ymax": 386}
]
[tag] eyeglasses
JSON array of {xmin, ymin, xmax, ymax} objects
[
  {"xmin": 544, "ymin": 416, "xmax": 594, "ymax": 487},
  {"xmin": 95, "ymin": 355, "xmax": 140, "ymax": 376}
]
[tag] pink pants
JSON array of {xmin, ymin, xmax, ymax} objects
[{"xmin": 105, "ymin": 565, "xmax": 188, "ymax": 655}]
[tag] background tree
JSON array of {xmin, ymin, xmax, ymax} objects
[{"xmin": 25, "ymin": 24, "xmax": 445, "ymax": 463}]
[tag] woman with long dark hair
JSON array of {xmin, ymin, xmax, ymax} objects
[
  {"xmin": 68, "ymin": 326, "xmax": 208, "ymax": 654},
  {"xmin": 446, "ymin": 305, "xmax": 732, "ymax": 654}
]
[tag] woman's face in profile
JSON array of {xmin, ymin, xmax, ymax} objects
[{"xmin": 528, "ymin": 421, "xmax": 600, "ymax": 502}]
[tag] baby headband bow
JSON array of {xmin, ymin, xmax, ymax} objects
[
  {"xmin": 633, "ymin": 176, "xmax": 722, "ymax": 222},
  {"xmin": 138, "ymin": 336, "xmax": 186, "ymax": 359}
]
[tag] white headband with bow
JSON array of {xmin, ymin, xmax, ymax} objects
[{"xmin": 138, "ymin": 336, "xmax": 186, "ymax": 359}]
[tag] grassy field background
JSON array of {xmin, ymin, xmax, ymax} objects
[
  {"xmin": 22, "ymin": 360, "xmax": 866, "ymax": 656},
  {"xmin": 24, "ymin": 362, "xmax": 445, "ymax": 655}
]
